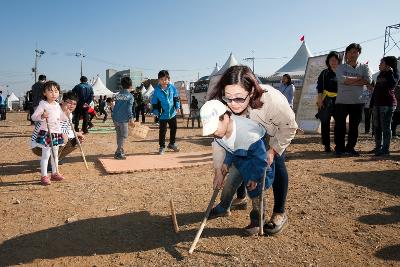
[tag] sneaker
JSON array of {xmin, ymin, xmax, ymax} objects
[
  {"xmin": 159, "ymin": 147, "xmax": 165, "ymax": 155},
  {"xmin": 114, "ymin": 153, "xmax": 126, "ymax": 160},
  {"xmin": 231, "ymin": 197, "xmax": 248, "ymax": 210},
  {"xmin": 167, "ymin": 143, "xmax": 180, "ymax": 152},
  {"xmin": 264, "ymin": 213, "xmax": 288, "ymax": 235},
  {"xmin": 244, "ymin": 221, "xmax": 260, "ymax": 236},
  {"xmin": 51, "ymin": 173, "xmax": 64, "ymax": 181},
  {"xmin": 41, "ymin": 176, "xmax": 51, "ymax": 186},
  {"xmin": 208, "ymin": 205, "xmax": 231, "ymax": 219},
  {"xmin": 346, "ymin": 149, "xmax": 360, "ymax": 157}
]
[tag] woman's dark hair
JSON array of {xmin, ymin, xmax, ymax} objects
[
  {"xmin": 345, "ymin": 43, "xmax": 362, "ymax": 54},
  {"xmin": 209, "ymin": 65, "xmax": 264, "ymax": 109},
  {"xmin": 42, "ymin": 80, "xmax": 60, "ymax": 100},
  {"xmin": 325, "ymin": 51, "xmax": 340, "ymax": 68},
  {"xmin": 382, "ymin": 56, "xmax": 398, "ymax": 74},
  {"xmin": 282, "ymin": 74, "xmax": 292, "ymax": 85},
  {"xmin": 158, "ymin": 70, "xmax": 170, "ymax": 79}
]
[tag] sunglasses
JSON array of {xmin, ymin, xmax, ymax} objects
[{"xmin": 222, "ymin": 93, "xmax": 249, "ymax": 104}]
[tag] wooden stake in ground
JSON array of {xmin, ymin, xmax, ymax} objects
[
  {"xmin": 188, "ymin": 187, "xmax": 220, "ymax": 254},
  {"xmin": 67, "ymin": 118, "xmax": 89, "ymax": 170},
  {"xmin": 45, "ymin": 117, "xmax": 59, "ymax": 174},
  {"xmin": 259, "ymin": 173, "xmax": 266, "ymax": 236},
  {"xmin": 170, "ymin": 199, "xmax": 179, "ymax": 233}
]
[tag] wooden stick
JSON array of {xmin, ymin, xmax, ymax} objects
[
  {"xmin": 68, "ymin": 118, "xmax": 89, "ymax": 170},
  {"xmin": 170, "ymin": 199, "xmax": 179, "ymax": 233},
  {"xmin": 45, "ymin": 117, "xmax": 59, "ymax": 174},
  {"xmin": 259, "ymin": 174, "xmax": 266, "ymax": 236},
  {"xmin": 189, "ymin": 187, "xmax": 220, "ymax": 254}
]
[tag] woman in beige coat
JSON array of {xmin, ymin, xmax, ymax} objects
[{"xmin": 208, "ymin": 65, "xmax": 297, "ymax": 235}]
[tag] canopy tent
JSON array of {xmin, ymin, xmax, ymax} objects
[
  {"xmin": 140, "ymin": 84, "xmax": 146, "ymax": 95},
  {"xmin": 143, "ymin": 84, "xmax": 154, "ymax": 99},
  {"xmin": 269, "ymin": 41, "xmax": 313, "ymax": 78},
  {"xmin": 7, "ymin": 92, "xmax": 20, "ymax": 110},
  {"xmin": 91, "ymin": 76, "xmax": 115, "ymax": 97},
  {"xmin": 206, "ymin": 53, "xmax": 239, "ymax": 100}
]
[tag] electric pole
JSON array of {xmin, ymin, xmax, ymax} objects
[
  {"xmin": 243, "ymin": 50, "xmax": 255, "ymax": 73},
  {"xmin": 75, "ymin": 49, "xmax": 86, "ymax": 77},
  {"xmin": 33, "ymin": 48, "xmax": 45, "ymax": 82}
]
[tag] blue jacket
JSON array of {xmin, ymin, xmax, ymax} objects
[
  {"xmin": 215, "ymin": 115, "xmax": 274, "ymax": 198},
  {"xmin": 112, "ymin": 89, "xmax": 134, "ymax": 123},
  {"xmin": 151, "ymin": 83, "xmax": 180, "ymax": 120},
  {"xmin": 72, "ymin": 82, "xmax": 94, "ymax": 107}
]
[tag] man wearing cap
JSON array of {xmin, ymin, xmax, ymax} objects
[
  {"xmin": 200, "ymin": 99, "xmax": 274, "ymax": 235},
  {"xmin": 72, "ymin": 76, "xmax": 94, "ymax": 134},
  {"xmin": 31, "ymin": 74, "xmax": 47, "ymax": 111}
]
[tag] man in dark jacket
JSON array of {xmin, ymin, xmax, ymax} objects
[
  {"xmin": 31, "ymin": 74, "xmax": 46, "ymax": 110},
  {"xmin": 72, "ymin": 76, "xmax": 94, "ymax": 134}
]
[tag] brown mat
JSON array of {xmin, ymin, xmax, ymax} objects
[{"xmin": 99, "ymin": 151, "xmax": 213, "ymax": 174}]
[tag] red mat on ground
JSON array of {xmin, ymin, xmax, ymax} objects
[{"xmin": 99, "ymin": 151, "xmax": 213, "ymax": 174}]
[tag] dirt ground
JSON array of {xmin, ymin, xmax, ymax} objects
[{"xmin": 0, "ymin": 112, "xmax": 399, "ymax": 267}]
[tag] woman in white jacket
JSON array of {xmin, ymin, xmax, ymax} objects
[{"xmin": 208, "ymin": 65, "xmax": 297, "ymax": 235}]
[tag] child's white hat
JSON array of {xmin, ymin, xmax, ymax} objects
[{"xmin": 200, "ymin": 100, "xmax": 227, "ymax": 136}]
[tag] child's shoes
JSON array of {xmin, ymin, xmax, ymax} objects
[
  {"xmin": 41, "ymin": 176, "xmax": 51, "ymax": 186},
  {"xmin": 51, "ymin": 173, "xmax": 65, "ymax": 181}
]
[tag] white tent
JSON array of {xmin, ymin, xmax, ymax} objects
[
  {"xmin": 7, "ymin": 92, "xmax": 19, "ymax": 110},
  {"xmin": 143, "ymin": 84, "xmax": 154, "ymax": 99},
  {"xmin": 206, "ymin": 53, "xmax": 239, "ymax": 100},
  {"xmin": 91, "ymin": 76, "xmax": 115, "ymax": 97},
  {"xmin": 140, "ymin": 84, "xmax": 146, "ymax": 95},
  {"xmin": 271, "ymin": 41, "xmax": 313, "ymax": 77}
]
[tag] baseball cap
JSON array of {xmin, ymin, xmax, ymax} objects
[{"xmin": 200, "ymin": 100, "xmax": 227, "ymax": 136}]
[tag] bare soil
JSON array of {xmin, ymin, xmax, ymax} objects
[{"xmin": 0, "ymin": 112, "xmax": 399, "ymax": 267}]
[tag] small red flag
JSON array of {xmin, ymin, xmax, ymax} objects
[
  {"xmin": 300, "ymin": 35, "xmax": 305, "ymax": 42},
  {"xmin": 365, "ymin": 61, "xmax": 369, "ymax": 64}
]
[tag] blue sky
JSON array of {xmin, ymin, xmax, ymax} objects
[{"xmin": 0, "ymin": 0, "xmax": 399, "ymax": 96}]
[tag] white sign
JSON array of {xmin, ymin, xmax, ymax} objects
[{"xmin": 296, "ymin": 52, "xmax": 344, "ymax": 133}]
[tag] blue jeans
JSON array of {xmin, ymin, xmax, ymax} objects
[
  {"xmin": 373, "ymin": 106, "xmax": 394, "ymax": 152},
  {"xmin": 272, "ymin": 151, "xmax": 289, "ymax": 213},
  {"xmin": 219, "ymin": 161, "xmax": 275, "ymax": 210}
]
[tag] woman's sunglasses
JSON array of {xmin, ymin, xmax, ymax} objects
[{"xmin": 222, "ymin": 93, "xmax": 249, "ymax": 104}]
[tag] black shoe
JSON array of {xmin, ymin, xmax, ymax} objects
[
  {"xmin": 335, "ymin": 150, "xmax": 344, "ymax": 157},
  {"xmin": 346, "ymin": 149, "xmax": 360, "ymax": 157},
  {"xmin": 324, "ymin": 146, "xmax": 332, "ymax": 153},
  {"xmin": 114, "ymin": 153, "xmax": 126, "ymax": 160}
]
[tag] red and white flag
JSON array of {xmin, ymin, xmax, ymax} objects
[{"xmin": 299, "ymin": 35, "xmax": 305, "ymax": 42}]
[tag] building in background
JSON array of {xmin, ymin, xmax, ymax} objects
[{"xmin": 106, "ymin": 69, "xmax": 143, "ymax": 92}]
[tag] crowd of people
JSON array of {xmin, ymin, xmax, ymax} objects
[{"xmin": 21, "ymin": 42, "xmax": 399, "ymax": 238}]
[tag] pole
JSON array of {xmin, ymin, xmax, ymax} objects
[
  {"xmin": 67, "ymin": 118, "xmax": 89, "ymax": 169},
  {"xmin": 189, "ymin": 187, "xmax": 220, "ymax": 254},
  {"xmin": 34, "ymin": 53, "xmax": 38, "ymax": 82}
]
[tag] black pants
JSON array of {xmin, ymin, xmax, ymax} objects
[
  {"xmin": 334, "ymin": 103, "xmax": 363, "ymax": 152},
  {"xmin": 99, "ymin": 108, "xmax": 107, "ymax": 122},
  {"xmin": 392, "ymin": 111, "xmax": 400, "ymax": 136},
  {"xmin": 73, "ymin": 107, "xmax": 89, "ymax": 133},
  {"xmin": 159, "ymin": 116, "xmax": 177, "ymax": 148},
  {"xmin": 364, "ymin": 107, "xmax": 372, "ymax": 133},
  {"xmin": 135, "ymin": 104, "xmax": 145, "ymax": 123},
  {"xmin": 0, "ymin": 107, "xmax": 6, "ymax": 120}
]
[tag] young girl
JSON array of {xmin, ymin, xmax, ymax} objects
[{"xmin": 31, "ymin": 81, "xmax": 66, "ymax": 185}]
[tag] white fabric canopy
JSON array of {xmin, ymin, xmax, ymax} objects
[
  {"xmin": 206, "ymin": 53, "xmax": 239, "ymax": 100},
  {"xmin": 271, "ymin": 41, "xmax": 312, "ymax": 77},
  {"xmin": 91, "ymin": 76, "xmax": 115, "ymax": 96},
  {"xmin": 140, "ymin": 85, "xmax": 146, "ymax": 95},
  {"xmin": 7, "ymin": 92, "xmax": 20, "ymax": 110},
  {"xmin": 143, "ymin": 84, "xmax": 154, "ymax": 99}
]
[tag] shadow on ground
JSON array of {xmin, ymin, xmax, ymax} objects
[
  {"xmin": 321, "ymin": 169, "xmax": 400, "ymax": 197},
  {"xmin": 0, "ymin": 211, "xmax": 243, "ymax": 265}
]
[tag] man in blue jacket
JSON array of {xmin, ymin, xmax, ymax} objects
[
  {"xmin": 72, "ymin": 76, "xmax": 94, "ymax": 134},
  {"xmin": 151, "ymin": 70, "xmax": 180, "ymax": 155}
]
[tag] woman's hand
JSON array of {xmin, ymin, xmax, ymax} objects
[{"xmin": 267, "ymin": 148, "xmax": 276, "ymax": 166}]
